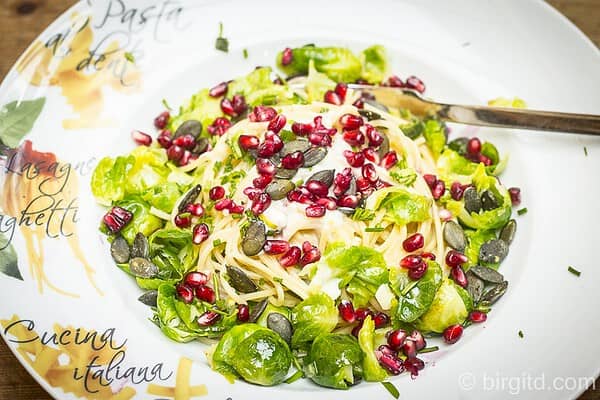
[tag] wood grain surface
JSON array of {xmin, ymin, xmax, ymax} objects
[{"xmin": 0, "ymin": 1, "xmax": 599, "ymax": 399}]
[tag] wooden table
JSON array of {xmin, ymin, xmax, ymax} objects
[{"xmin": 0, "ymin": 0, "xmax": 599, "ymax": 399}]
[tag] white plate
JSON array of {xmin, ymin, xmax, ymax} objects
[{"xmin": 0, "ymin": 1, "xmax": 599, "ymax": 399}]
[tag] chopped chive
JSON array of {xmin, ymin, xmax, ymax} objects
[
  {"xmin": 568, "ymin": 266, "xmax": 581, "ymax": 277},
  {"xmin": 215, "ymin": 22, "xmax": 229, "ymax": 52},
  {"xmin": 273, "ymin": 277, "xmax": 283, "ymax": 284},
  {"xmin": 584, "ymin": 146, "xmax": 588, "ymax": 156},
  {"xmin": 285, "ymin": 370, "xmax": 304, "ymax": 384},
  {"xmin": 419, "ymin": 346, "xmax": 439, "ymax": 354},
  {"xmin": 518, "ymin": 330, "xmax": 524, "ymax": 338},
  {"xmin": 517, "ymin": 207, "xmax": 528, "ymax": 216},
  {"xmin": 243, "ymin": 48, "xmax": 249, "ymax": 59},
  {"xmin": 381, "ymin": 382, "xmax": 400, "ymax": 399},
  {"xmin": 124, "ymin": 52, "xmax": 135, "ymax": 63},
  {"xmin": 365, "ymin": 226, "xmax": 385, "ymax": 233},
  {"xmin": 212, "ymin": 239, "xmax": 224, "ymax": 247},
  {"xmin": 162, "ymin": 99, "xmax": 172, "ymax": 111}
]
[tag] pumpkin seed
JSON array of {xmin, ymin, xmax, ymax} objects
[
  {"xmin": 110, "ymin": 236, "xmax": 130, "ymax": 264},
  {"xmin": 131, "ymin": 232, "xmax": 149, "ymax": 259},
  {"xmin": 499, "ymin": 219, "xmax": 517, "ymax": 245},
  {"xmin": 129, "ymin": 257, "xmax": 159, "ymax": 279},
  {"xmin": 443, "ymin": 221, "xmax": 466, "ymax": 252},
  {"xmin": 481, "ymin": 190, "xmax": 499, "ymax": 211},
  {"xmin": 358, "ymin": 109, "xmax": 381, "ymax": 121},
  {"xmin": 303, "ymin": 147, "xmax": 327, "ymax": 167},
  {"xmin": 193, "ymin": 138, "xmax": 209, "ymax": 155},
  {"xmin": 265, "ymin": 179, "xmax": 295, "ymax": 200},
  {"xmin": 480, "ymin": 281, "xmax": 508, "ymax": 304},
  {"xmin": 138, "ymin": 290, "xmax": 158, "ymax": 307},
  {"xmin": 377, "ymin": 132, "xmax": 390, "ymax": 159},
  {"xmin": 267, "ymin": 312, "xmax": 293, "ymax": 345},
  {"xmin": 307, "ymin": 169, "xmax": 335, "ymax": 187},
  {"xmin": 448, "ymin": 137, "xmax": 468, "ymax": 155},
  {"xmin": 241, "ymin": 220, "xmax": 266, "ymax": 256},
  {"xmin": 226, "ymin": 265, "xmax": 258, "ymax": 293},
  {"xmin": 174, "ymin": 120, "xmax": 202, "ymax": 138},
  {"xmin": 465, "ymin": 271, "xmax": 484, "ymax": 303},
  {"xmin": 346, "ymin": 176, "xmax": 357, "ymax": 196},
  {"xmin": 479, "ymin": 239, "xmax": 509, "ymax": 265},
  {"xmin": 469, "ymin": 265, "xmax": 505, "ymax": 284},
  {"xmin": 275, "ymin": 167, "xmax": 298, "ymax": 180},
  {"xmin": 249, "ymin": 299, "xmax": 268, "ymax": 323},
  {"xmin": 464, "ymin": 186, "xmax": 482, "ymax": 214},
  {"xmin": 178, "ymin": 184, "xmax": 202, "ymax": 213},
  {"xmin": 338, "ymin": 207, "xmax": 356, "ymax": 216},
  {"xmin": 280, "ymin": 139, "xmax": 310, "ymax": 156}
]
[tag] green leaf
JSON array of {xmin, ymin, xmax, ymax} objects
[
  {"xmin": 0, "ymin": 98, "xmax": 45, "ymax": 148},
  {"xmin": 360, "ymin": 45, "xmax": 388, "ymax": 84},
  {"xmin": 0, "ymin": 233, "xmax": 22, "ymax": 281},
  {"xmin": 382, "ymin": 382, "xmax": 400, "ymax": 399},
  {"xmin": 423, "ymin": 119, "xmax": 446, "ymax": 157},
  {"xmin": 358, "ymin": 316, "xmax": 388, "ymax": 382},
  {"xmin": 391, "ymin": 261, "xmax": 443, "ymax": 323},
  {"xmin": 366, "ymin": 187, "xmax": 431, "ymax": 226},
  {"xmin": 415, "ymin": 279, "xmax": 471, "ymax": 333}
]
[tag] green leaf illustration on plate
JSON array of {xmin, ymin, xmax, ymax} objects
[
  {"xmin": 0, "ymin": 97, "xmax": 46, "ymax": 148},
  {"xmin": 0, "ymin": 233, "xmax": 22, "ymax": 281}
]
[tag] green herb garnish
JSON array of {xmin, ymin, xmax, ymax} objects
[
  {"xmin": 352, "ymin": 208, "xmax": 375, "ymax": 221},
  {"xmin": 124, "ymin": 52, "xmax": 135, "ymax": 63},
  {"xmin": 213, "ymin": 239, "xmax": 224, "ymax": 247},
  {"xmin": 381, "ymin": 382, "xmax": 400, "ymax": 399},
  {"xmin": 568, "ymin": 266, "xmax": 581, "ymax": 277},
  {"xmin": 365, "ymin": 226, "xmax": 385, "ymax": 233},
  {"xmin": 161, "ymin": 99, "xmax": 172, "ymax": 111},
  {"xmin": 285, "ymin": 370, "xmax": 303, "ymax": 384},
  {"xmin": 518, "ymin": 330, "xmax": 524, "ymax": 338},
  {"xmin": 584, "ymin": 146, "xmax": 588, "ymax": 156},
  {"xmin": 419, "ymin": 346, "xmax": 439, "ymax": 354},
  {"xmin": 243, "ymin": 48, "xmax": 249, "ymax": 59},
  {"xmin": 215, "ymin": 22, "xmax": 229, "ymax": 52},
  {"xmin": 517, "ymin": 208, "xmax": 528, "ymax": 216}
]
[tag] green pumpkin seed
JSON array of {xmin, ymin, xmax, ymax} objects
[
  {"xmin": 377, "ymin": 132, "xmax": 390, "ymax": 159},
  {"xmin": 178, "ymin": 184, "xmax": 202, "ymax": 213},
  {"xmin": 464, "ymin": 186, "xmax": 482, "ymax": 214},
  {"xmin": 275, "ymin": 167, "xmax": 298, "ymax": 180},
  {"xmin": 307, "ymin": 169, "xmax": 335, "ymax": 188},
  {"xmin": 138, "ymin": 290, "xmax": 158, "ymax": 307},
  {"xmin": 443, "ymin": 221, "xmax": 466, "ymax": 252},
  {"xmin": 174, "ymin": 120, "xmax": 202, "ymax": 138},
  {"xmin": 303, "ymin": 147, "xmax": 327, "ymax": 167},
  {"xmin": 249, "ymin": 299, "xmax": 268, "ymax": 323},
  {"xmin": 131, "ymin": 232, "xmax": 149, "ymax": 259},
  {"xmin": 129, "ymin": 257, "xmax": 159, "ymax": 279},
  {"xmin": 267, "ymin": 312, "xmax": 293, "ymax": 345},
  {"xmin": 479, "ymin": 239, "xmax": 509, "ymax": 265},
  {"xmin": 480, "ymin": 281, "xmax": 508, "ymax": 304},
  {"xmin": 265, "ymin": 179, "xmax": 295, "ymax": 200},
  {"xmin": 193, "ymin": 138, "xmax": 209, "ymax": 155},
  {"xmin": 500, "ymin": 219, "xmax": 517, "ymax": 245},
  {"xmin": 280, "ymin": 139, "xmax": 310, "ymax": 156},
  {"xmin": 227, "ymin": 265, "xmax": 258, "ymax": 293},
  {"xmin": 110, "ymin": 236, "xmax": 130, "ymax": 264},
  {"xmin": 481, "ymin": 190, "xmax": 499, "ymax": 211},
  {"xmin": 358, "ymin": 109, "xmax": 381, "ymax": 121},
  {"xmin": 465, "ymin": 271, "xmax": 484, "ymax": 303},
  {"xmin": 469, "ymin": 265, "xmax": 505, "ymax": 284},
  {"xmin": 241, "ymin": 220, "xmax": 266, "ymax": 257}
]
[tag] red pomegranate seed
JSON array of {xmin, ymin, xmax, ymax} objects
[
  {"xmin": 408, "ymin": 330, "xmax": 426, "ymax": 351},
  {"xmin": 195, "ymin": 285, "xmax": 216, "ymax": 303},
  {"xmin": 192, "ymin": 223, "xmax": 210, "ymax": 245},
  {"xmin": 351, "ymin": 323, "xmax": 363, "ymax": 337},
  {"xmin": 267, "ymin": 114, "xmax": 287, "ymax": 133},
  {"xmin": 249, "ymin": 106, "xmax": 277, "ymax": 122},
  {"xmin": 404, "ymin": 357, "xmax": 425, "ymax": 378},
  {"xmin": 207, "ymin": 117, "xmax": 232, "ymax": 136},
  {"xmin": 215, "ymin": 198, "xmax": 233, "ymax": 211},
  {"xmin": 103, "ymin": 214, "xmax": 127, "ymax": 234},
  {"xmin": 343, "ymin": 150, "xmax": 365, "ymax": 168},
  {"xmin": 365, "ymin": 126, "xmax": 383, "ymax": 147},
  {"xmin": 209, "ymin": 81, "xmax": 228, "ymax": 97},
  {"xmin": 334, "ymin": 83, "xmax": 347, "ymax": 100},
  {"xmin": 343, "ymin": 130, "xmax": 365, "ymax": 147},
  {"xmin": 198, "ymin": 310, "xmax": 220, "ymax": 326},
  {"xmin": 176, "ymin": 284, "xmax": 194, "ymax": 304},
  {"xmin": 291, "ymin": 122, "xmax": 314, "ymax": 136},
  {"xmin": 306, "ymin": 180, "xmax": 329, "ymax": 197},
  {"xmin": 431, "ymin": 179, "xmax": 445, "ymax": 200},
  {"xmin": 374, "ymin": 312, "xmax": 390, "ymax": 328},
  {"xmin": 423, "ymin": 174, "xmax": 437, "ymax": 189},
  {"xmin": 316, "ymin": 197, "xmax": 337, "ymax": 210},
  {"xmin": 405, "ymin": 75, "xmax": 426, "ymax": 94},
  {"xmin": 281, "ymin": 47, "xmax": 293, "ymax": 65},
  {"xmin": 186, "ymin": 203, "xmax": 205, "ymax": 217},
  {"xmin": 209, "ymin": 186, "xmax": 226, "ymax": 201},
  {"xmin": 131, "ymin": 130, "xmax": 152, "ymax": 146},
  {"xmin": 339, "ymin": 113, "xmax": 364, "ymax": 130},
  {"xmin": 356, "ymin": 177, "xmax": 372, "ymax": 193},
  {"xmin": 157, "ymin": 129, "xmax": 173, "ymax": 148},
  {"xmin": 450, "ymin": 182, "xmax": 466, "ymax": 200},
  {"xmin": 338, "ymin": 300, "xmax": 356, "ymax": 323},
  {"xmin": 229, "ymin": 204, "xmax": 245, "ymax": 214},
  {"xmin": 243, "ymin": 186, "xmax": 262, "ymax": 200},
  {"xmin": 237, "ymin": 304, "xmax": 250, "ymax": 322},
  {"xmin": 355, "ymin": 308, "xmax": 374, "ymax": 323},
  {"xmin": 167, "ymin": 145, "xmax": 184, "ymax": 162},
  {"xmin": 467, "ymin": 137, "xmax": 481, "ymax": 155},
  {"xmin": 337, "ymin": 194, "xmax": 359, "ymax": 208},
  {"xmin": 305, "ymin": 204, "xmax": 326, "ymax": 218},
  {"xmin": 174, "ymin": 213, "xmax": 192, "ymax": 228},
  {"xmin": 251, "ymin": 192, "xmax": 271, "ymax": 215},
  {"xmin": 256, "ymin": 158, "xmax": 276, "ymax": 175},
  {"xmin": 363, "ymin": 148, "xmax": 380, "ymax": 164},
  {"xmin": 469, "ymin": 310, "xmax": 488, "ymax": 323},
  {"xmin": 308, "ymin": 132, "xmax": 332, "ymax": 147},
  {"xmin": 280, "ymin": 246, "xmax": 301, "ymax": 267},
  {"xmin": 268, "ymin": 134, "xmax": 285, "ymax": 152},
  {"xmin": 387, "ymin": 329, "xmax": 408, "ymax": 350},
  {"xmin": 402, "ymin": 339, "xmax": 417, "ymax": 358},
  {"xmin": 256, "ymin": 141, "xmax": 276, "ymax": 158},
  {"xmin": 184, "ymin": 271, "xmax": 209, "ymax": 287},
  {"xmin": 220, "ymin": 98, "xmax": 236, "ymax": 117},
  {"xmin": 421, "ymin": 252, "xmax": 436, "ymax": 261},
  {"xmin": 264, "ymin": 240, "xmax": 290, "ymax": 255},
  {"xmin": 362, "ymin": 163, "xmax": 378, "ymax": 183},
  {"xmin": 388, "ymin": 75, "xmax": 405, "ymax": 88},
  {"xmin": 479, "ymin": 154, "xmax": 493, "ymax": 166},
  {"xmin": 300, "ymin": 241, "xmax": 312, "ymax": 253},
  {"xmin": 450, "ymin": 265, "xmax": 468, "ymax": 288},
  {"xmin": 508, "ymin": 187, "xmax": 521, "ymax": 206},
  {"xmin": 381, "ymin": 151, "xmax": 398, "ymax": 169},
  {"xmin": 443, "ymin": 324, "xmax": 463, "ymax": 344},
  {"xmin": 253, "ymin": 174, "xmax": 273, "ymax": 189},
  {"xmin": 238, "ymin": 135, "xmax": 260, "ymax": 150},
  {"xmin": 231, "ymin": 94, "xmax": 247, "ymax": 115},
  {"xmin": 173, "ymin": 134, "xmax": 196, "ymax": 149},
  {"xmin": 376, "ymin": 347, "xmax": 405, "ymax": 375},
  {"xmin": 281, "ymin": 151, "xmax": 305, "ymax": 169},
  {"xmin": 352, "ymin": 98, "xmax": 364, "ymax": 109},
  {"xmin": 154, "ymin": 111, "xmax": 170, "ymax": 129},
  {"xmin": 400, "ymin": 254, "xmax": 423, "ymax": 269},
  {"xmin": 403, "ymin": 233, "xmax": 425, "ymax": 252},
  {"xmin": 178, "ymin": 150, "xmax": 192, "ymax": 167},
  {"xmin": 408, "ymin": 261, "xmax": 427, "ymax": 280},
  {"xmin": 324, "ymin": 90, "xmax": 342, "ymax": 105},
  {"xmin": 300, "ymin": 246, "xmax": 321, "ymax": 266},
  {"xmin": 446, "ymin": 250, "xmax": 468, "ymax": 267}
]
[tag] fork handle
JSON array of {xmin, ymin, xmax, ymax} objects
[{"xmin": 438, "ymin": 104, "xmax": 600, "ymax": 135}]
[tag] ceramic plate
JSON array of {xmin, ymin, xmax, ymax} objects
[{"xmin": 1, "ymin": 1, "xmax": 599, "ymax": 399}]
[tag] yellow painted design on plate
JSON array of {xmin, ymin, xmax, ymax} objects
[{"xmin": 147, "ymin": 357, "xmax": 208, "ymax": 399}]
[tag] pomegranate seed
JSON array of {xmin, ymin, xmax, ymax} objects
[
  {"xmin": 362, "ymin": 163, "xmax": 378, "ymax": 183},
  {"xmin": 374, "ymin": 312, "xmax": 390, "ymax": 328},
  {"xmin": 400, "ymin": 254, "xmax": 423, "ymax": 269},
  {"xmin": 343, "ymin": 150, "xmax": 365, "ymax": 168},
  {"xmin": 467, "ymin": 137, "xmax": 481, "ymax": 155},
  {"xmin": 363, "ymin": 148, "xmax": 380, "ymax": 164},
  {"xmin": 407, "ymin": 330, "xmax": 426, "ymax": 351},
  {"xmin": 237, "ymin": 304, "xmax": 250, "ymax": 322},
  {"xmin": 443, "ymin": 324, "xmax": 463, "ymax": 344},
  {"xmin": 174, "ymin": 213, "xmax": 192, "ymax": 228},
  {"xmin": 479, "ymin": 154, "xmax": 493, "ymax": 166},
  {"xmin": 308, "ymin": 132, "xmax": 332, "ymax": 147},
  {"xmin": 184, "ymin": 272, "xmax": 208, "ymax": 287},
  {"xmin": 337, "ymin": 194, "xmax": 359, "ymax": 208},
  {"xmin": 338, "ymin": 300, "xmax": 356, "ymax": 323},
  {"xmin": 267, "ymin": 114, "xmax": 287, "ymax": 133},
  {"xmin": 339, "ymin": 113, "xmax": 364, "ymax": 130},
  {"xmin": 300, "ymin": 246, "xmax": 321, "ymax": 266},
  {"xmin": 356, "ymin": 308, "xmax": 375, "ymax": 323},
  {"xmin": 352, "ymin": 98, "xmax": 364, "ymax": 109},
  {"xmin": 229, "ymin": 204, "xmax": 245, "ymax": 214},
  {"xmin": 469, "ymin": 310, "xmax": 488, "ymax": 323},
  {"xmin": 220, "ymin": 98, "xmax": 236, "ymax": 117},
  {"xmin": 431, "ymin": 179, "xmax": 445, "ymax": 200},
  {"xmin": 173, "ymin": 134, "xmax": 196, "ymax": 149},
  {"xmin": 281, "ymin": 151, "xmax": 305, "ymax": 169},
  {"xmin": 376, "ymin": 347, "xmax": 405, "ymax": 375},
  {"xmin": 343, "ymin": 130, "xmax": 365, "ymax": 147},
  {"xmin": 281, "ymin": 47, "xmax": 293, "ymax": 65},
  {"xmin": 423, "ymin": 174, "xmax": 437, "ymax": 189},
  {"xmin": 408, "ymin": 261, "xmax": 427, "ymax": 280},
  {"xmin": 356, "ymin": 177, "xmax": 372, "ymax": 192},
  {"xmin": 450, "ymin": 182, "xmax": 466, "ymax": 200},
  {"xmin": 249, "ymin": 106, "xmax": 277, "ymax": 122},
  {"xmin": 351, "ymin": 323, "xmax": 363, "ymax": 337},
  {"xmin": 287, "ymin": 189, "xmax": 313, "ymax": 204},
  {"xmin": 291, "ymin": 122, "xmax": 314, "ymax": 136},
  {"xmin": 421, "ymin": 252, "xmax": 436, "ymax": 261},
  {"xmin": 243, "ymin": 187, "xmax": 262, "ymax": 200},
  {"xmin": 402, "ymin": 339, "xmax": 417, "ymax": 358},
  {"xmin": 192, "ymin": 223, "xmax": 210, "ymax": 245},
  {"xmin": 405, "ymin": 75, "xmax": 426, "ymax": 94},
  {"xmin": 186, "ymin": 203, "xmax": 205, "ymax": 217},
  {"xmin": 254, "ymin": 174, "xmax": 273, "ymax": 189},
  {"xmin": 387, "ymin": 329, "xmax": 408, "ymax": 350},
  {"xmin": 365, "ymin": 126, "xmax": 384, "ymax": 147},
  {"xmin": 268, "ymin": 134, "xmax": 285, "ymax": 153},
  {"xmin": 264, "ymin": 240, "xmax": 290, "ymax": 255},
  {"xmin": 256, "ymin": 158, "xmax": 276, "ymax": 175},
  {"xmin": 508, "ymin": 187, "xmax": 521, "ymax": 206},
  {"xmin": 214, "ymin": 198, "xmax": 233, "ymax": 211},
  {"xmin": 306, "ymin": 180, "xmax": 329, "ymax": 197},
  {"xmin": 334, "ymin": 82, "xmax": 348, "ymax": 100},
  {"xmin": 154, "ymin": 111, "xmax": 170, "ymax": 129},
  {"xmin": 197, "ymin": 310, "xmax": 220, "ymax": 326},
  {"xmin": 305, "ymin": 204, "xmax": 326, "ymax": 218},
  {"xmin": 131, "ymin": 130, "xmax": 152, "ymax": 146},
  {"xmin": 388, "ymin": 75, "xmax": 405, "ymax": 87},
  {"xmin": 207, "ymin": 117, "xmax": 232, "ymax": 136},
  {"xmin": 167, "ymin": 145, "xmax": 184, "ymax": 162},
  {"xmin": 209, "ymin": 81, "xmax": 228, "ymax": 97},
  {"xmin": 231, "ymin": 94, "xmax": 247, "ymax": 115},
  {"xmin": 209, "ymin": 186, "xmax": 226, "ymax": 201},
  {"xmin": 238, "ymin": 135, "xmax": 260, "ymax": 150},
  {"xmin": 178, "ymin": 150, "xmax": 192, "ymax": 167},
  {"xmin": 446, "ymin": 250, "xmax": 468, "ymax": 267},
  {"xmin": 195, "ymin": 285, "xmax": 216, "ymax": 303},
  {"xmin": 103, "ymin": 207, "xmax": 132, "ymax": 233},
  {"xmin": 157, "ymin": 129, "xmax": 173, "ymax": 148},
  {"xmin": 316, "ymin": 197, "xmax": 337, "ymax": 210},
  {"xmin": 176, "ymin": 284, "xmax": 194, "ymax": 304},
  {"xmin": 324, "ymin": 90, "xmax": 342, "ymax": 105},
  {"xmin": 280, "ymin": 246, "xmax": 301, "ymax": 267},
  {"xmin": 380, "ymin": 151, "xmax": 398, "ymax": 170},
  {"xmin": 300, "ymin": 241, "xmax": 312, "ymax": 253},
  {"xmin": 404, "ymin": 357, "xmax": 425, "ymax": 378},
  {"xmin": 450, "ymin": 265, "xmax": 468, "ymax": 288},
  {"xmin": 403, "ymin": 233, "xmax": 425, "ymax": 252},
  {"xmin": 251, "ymin": 192, "xmax": 271, "ymax": 215},
  {"xmin": 256, "ymin": 141, "xmax": 276, "ymax": 158}
]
